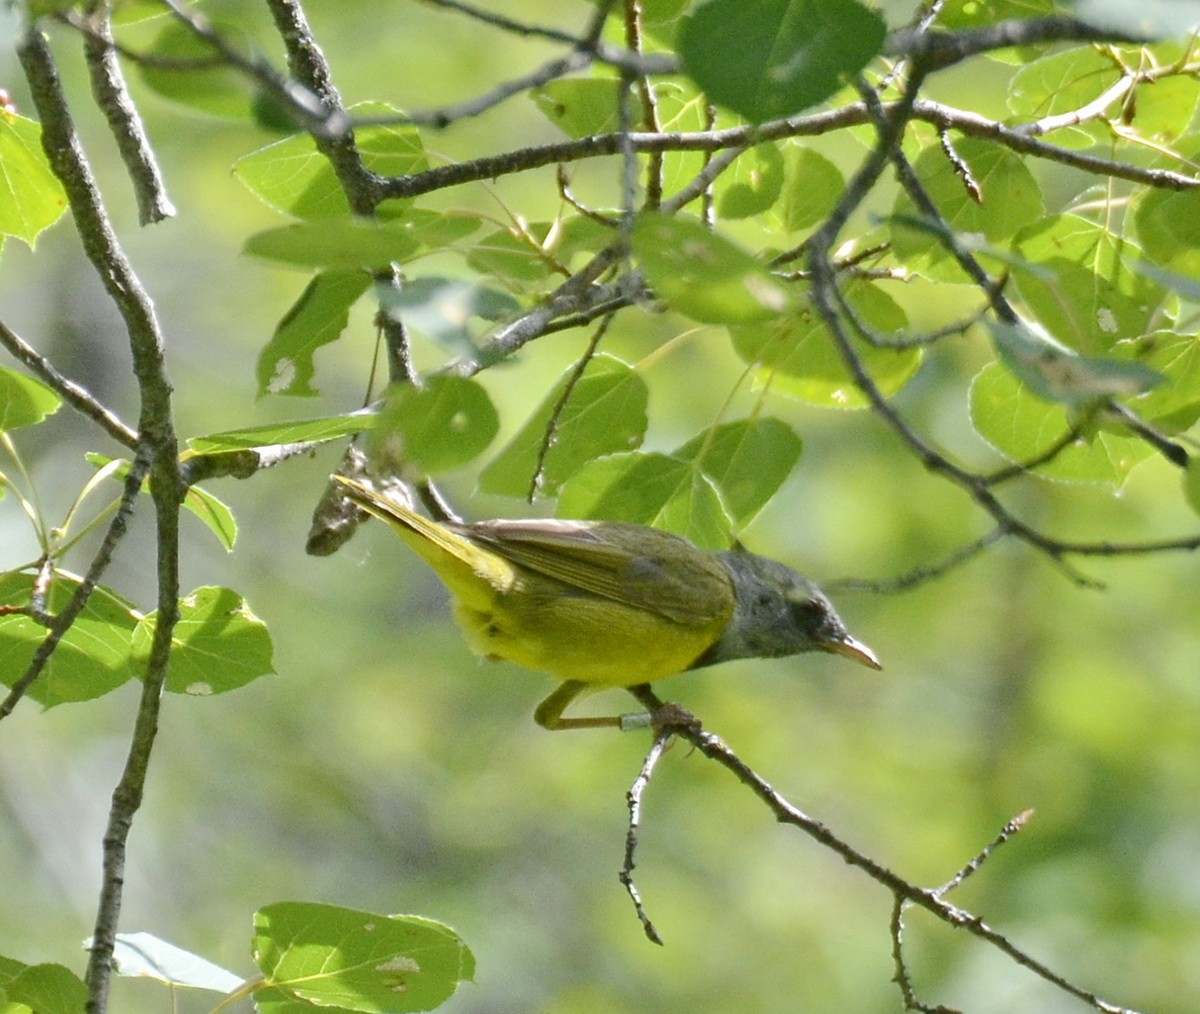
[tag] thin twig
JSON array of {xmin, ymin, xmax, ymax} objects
[
  {"xmin": 78, "ymin": 3, "xmax": 174, "ymax": 224},
  {"xmin": 0, "ymin": 318, "xmax": 138, "ymax": 449},
  {"xmin": 18, "ymin": 29, "xmax": 184, "ymax": 1014},
  {"xmin": 527, "ymin": 315, "xmax": 612, "ymax": 502},
  {"xmin": 629, "ymin": 686, "xmax": 1145, "ymax": 1014},
  {"xmin": 0, "ymin": 452, "xmax": 150, "ymax": 721},
  {"xmin": 621, "ymin": 729, "xmax": 672, "ymax": 945},
  {"xmin": 161, "ymin": 0, "xmax": 345, "ymax": 136}
]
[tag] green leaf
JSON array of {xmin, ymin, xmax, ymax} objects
[
  {"xmin": 1113, "ymin": 331, "xmax": 1200, "ymax": 435},
  {"xmin": 478, "ymin": 354, "xmax": 648, "ymax": 498},
  {"xmin": 632, "ymin": 212, "xmax": 793, "ymax": 323},
  {"xmin": 532, "ymin": 78, "xmax": 622, "ymax": 138},
  {"xmin": 557, "ymin": 451, "xmax": 731, "ymax": 549},
  {"xmin": 891, "ymin": 138, "xmax": 1044, "ymax": 282},
  {"xmin": 85, "ymin": 453, "xmax": 239, "ymax": 551},
  {"xmin": 940, "ymin": 0, "xmax": 1058, "ymax": 30},
  {"xmin": 987, "ymin": 320, "xmax": 1163, "ymax": 404},
  {"xmin": 1123, "ymin": 74, "xmax": 1200, "ymax": 144},
  {"xmin": 465, "ymin": 227, "xmax": 555, "ymax": 286},
  {"xmin": 186, "ymin": 411, "xmax": 376, "ymax": 454},
  {"xmin": 673, "ymin": 417, "xmax": 803, "ymax": 525},
  {"xmin": 3, "ymin": 964, "xmax": 87, "ymax": 1014},
  {"xmin": 465, "ymin": 217, "xmax": 610, "ymax": 291},
  {"xmin": 656, "ymin": 80, "xmax": 717, "ymax": 199},
  {"xmin": 133, "ymin": 586, "xmax": 273, "ymax": 695},
  {"xmin": 258, "ymin": 270, "xmax": 372, "ymax": 397},
  {"xmin": 731, "ymin": 280, "xmax": 920, "ymax": 407},
  {"xmin": 138, "ymin": 19, "xmax": 257, "ymax": 120},
  {"xmin": 253, "ymin": 902, "xmax": 474, "ymax": 1013},
  {"xmin": 371, "ymin": 377, "xmax": 499, "ymax": 474},
  {"xmin": 376, "ymin": 276, "xmax": 520, "ymax": 358},
  {"xmin": 243, "ymin": 218, "xmax": 420, "ymax": 270},
  {"xmin": 1134, "ymin": 142, "xmax": 1200, "ymax": 276},
  {"xmin": 1007, "ymin": 47, "xmax": 1119, "ymax": 123},
  {"xmin": 0, "ymin": 571, "xmax": 140, "ymax": 706},
  {"xmin": 112, "ymin": 0, "xmax": 172, "ymax": 25},
  {"xmin": 234, "ymin": 107, "xmax": 427, "ymax": 219},
  {"xmin": 401, "ymin": 209, "xmax": 484, "ymax": 247},
  {"xmin": 679, "ymin": 0, "xmax": 886, "ymax": 123},
  {"xmin": 0, "ymin": 366, "xmax": 61, "ymax": 430},
  {"xmin": 969, "ymin": 361, "xmax": 1150, "ymax": 483},
  {"xmin": 0, "ymin": 113, "xmax": 67, "ymax": 246},
  {"xmin": 184, "ymin": 485, "xmax": 238, "ymax": 552},
  {"xmin": 1010, "ymin": 215, "xmax": 1167, "ymax": 356},
  {"xmin": 105, "ymin": 932, "xmax": 243, "ymax": 993},
  {"xmin": 778, "ymin": 146, "xmax": 844, "ymax": 232},
  {"xmin": 714, "ymin": 142, "xmax": 785, "ymax": 220}
]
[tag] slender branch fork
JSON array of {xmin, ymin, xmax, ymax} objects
[{"xmin": 625, "ymin": 690, "xmax": 1145, "ymax": 1014}]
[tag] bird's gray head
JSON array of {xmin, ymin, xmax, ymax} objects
[{"xmin": 692, "ymin": 549, "xmax": 880, "ymax": 671}]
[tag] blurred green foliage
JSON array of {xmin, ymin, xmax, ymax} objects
[{"xmin": 0, "ymin": 1, "xmax": 1199, "ymax": 1012}]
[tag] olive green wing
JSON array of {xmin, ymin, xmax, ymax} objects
[{"xmin": 462, "ymin": 519, "xmax": 733, "ymax": 627}]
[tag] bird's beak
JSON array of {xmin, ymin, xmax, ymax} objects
[{"xmin": 825, "ymin": 634, "xmax": 882, "ymax": 671}]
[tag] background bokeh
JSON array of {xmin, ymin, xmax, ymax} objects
[{"xmin": 2, "ymin": 2, "xmax": 1199, "ymax": 1012}]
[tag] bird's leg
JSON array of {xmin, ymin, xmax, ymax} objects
[
  {"xmin": 628, "ymin": 684, "xmax": 701, "ymax": 735},
  {"xmin": 534, "ymin": 680, "xmax": 655, "ymax": 731}
]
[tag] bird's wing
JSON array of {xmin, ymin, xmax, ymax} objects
[{"xmin": 462, "ymin": 518, "xmax": 733, "ymax": 627}]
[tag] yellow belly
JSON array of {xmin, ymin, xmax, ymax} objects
[{"xmin": 452, "ymin": 580, "xmax": 727, "ymax": 687}]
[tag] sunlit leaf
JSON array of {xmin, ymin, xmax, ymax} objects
[
  {"xmin": 133, "ymin": 586, "xmax": 273, "ymax": 695},
  {"xmin": 1133, "ymin": 142, "xmax": 1200, "ymax": 276},
  {"xmin": 0, "ymin": 113, "xmax": 67, "ymax": 246},
  {"xmin": 715, "ymin": 142, "xmax": 785, "ymax": 220},
  {"xmin": 84, "ymin": 453, "xmax": 238, "ymax": 551},
  {"xmin": 633, "ymin": 212, "xmax": 793, "ymax": 323},
  {"xmin": 557, "ymin": 451, "xmax": 731, "ymax": 548},
  {"xmin": 674, "ymin": 417, "xmax": 802, "ymax": 526},
  {"xmin": 1, "ymin": 963, "xmax": 87, "ymax": 1014},
  {"xmin": 778, "ymin": 146, "xmax": 844, "ymax": 232},
  {"xmin": 891, "ymin": 138, "xmax": 1044, "ymax": 282},
  {"xmin": 0, "ymin": 571, "xmax": 140, "ymax": 706},
  {"xmin": 187, "ymin": 411, "xmax": 376, "ymax": 453},
  {"xmin": 969, "ymin": 360, "xmax": 1150, "ymax": 483},
  {"xmin": 234, "ymin": 105, "xmax": 427, "ymax": 219},
  {"xmin": 478, "ymin": 354, "xmax": 648, "ymax": 498},
  {"xmin": 243, "ymin": 218, "xmax": 420, "ymax": 270},
  {"xmin": 257, "ymin": 270, "xmax": 372, "ymax": 397},
  {"xmin": 532, "ymin": 78, "xmax": 622, "ymax": 138},
  {"xmin": 253, "ymin": 902, "xmax": 474, "ymax": 1013},
  {"xmin": 732, "ymin": 280, "xmax": 920, "ymax": 407},
  {"xmin": 0, "ymin": 366, "xmax": 61, "ymax": 430},
  {"xmin": 371, "ymin": 377, "xmax": 498, "ymax": 474},
  {"xmin": 679, "ymin": 0, "xmax": 885, "ymax": 123},
  {"xmin": 1007, "ymin": 47, "xmax": 1119, "ymax": 129},
  {"xmin": 1010, "ymin": 215, "xmax": 1167, "ymax": 355}
]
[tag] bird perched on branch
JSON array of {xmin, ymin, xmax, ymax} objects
[{"xmin": 336, "ymin": 475, "xmax": 879, "ymax": 731}]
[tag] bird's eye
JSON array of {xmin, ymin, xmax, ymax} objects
[{"xmin": 788, "ymin": 597, "xmax": 826, "ymax": 627}]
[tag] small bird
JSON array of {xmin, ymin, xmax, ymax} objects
[{"xmin": 336, "ymin": 476, "xmax": 880, "ymax": 731}]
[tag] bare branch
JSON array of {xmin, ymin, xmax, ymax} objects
[
  {"xmin": 890, "ymin": 16, "xmax": 1154, "ymax": 72},
  {"xmin": 629, "ymin": 686, "xmax": 1146, "ymax": 1014},
  {"xmin": 78, "ymin": 4, "xmax": 174, "ymax": 225},
  {"xmin": 0, "ymin": 453, "xmax": 148, "ymax": 722},
  {"xmin": 0, "ymin": 318, "xmax": 138, "ymax": 449}
]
